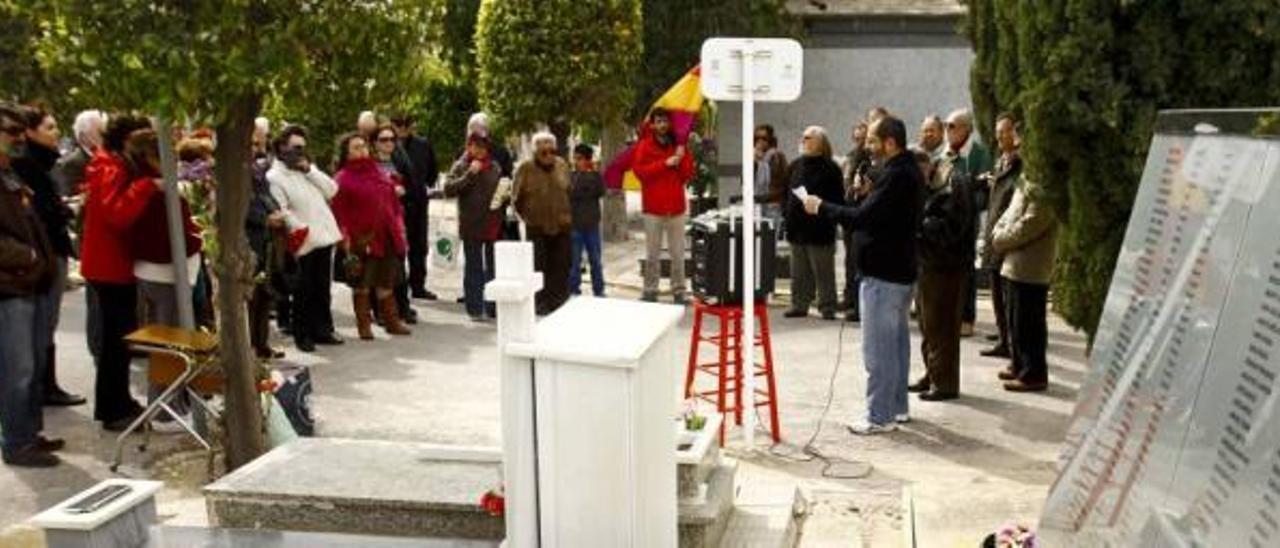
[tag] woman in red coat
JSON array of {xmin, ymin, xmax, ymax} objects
[
  {"xmin": 331, "ymin": 133, "xmax": 410, "ymax": 339},
  {"xmin": 79, "ymin": 114, "xmax": 160, "ymax": 431}
]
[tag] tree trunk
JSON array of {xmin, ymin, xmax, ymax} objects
[
  {"xmin": 214, "ymin": 93, "xmax": 267, "ymax": 470},
  {"xmin": 548, "ymin": 117, "xmax": 572, "ymax": 158}
]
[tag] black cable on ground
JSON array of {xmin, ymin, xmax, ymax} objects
[{"xmin": 753, "ymin": 312, "xmax": 874, "ymax": 480}]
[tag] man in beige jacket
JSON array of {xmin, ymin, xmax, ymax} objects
[{"xmin": 991, "ymin": 175, "xmax": 1057, "ymax": 392}]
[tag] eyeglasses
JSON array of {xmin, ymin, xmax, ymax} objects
[
  {"xmin": 802, "ymin": 135, "xmax": 815, "ymax": 141},
  {"xmin": 376, "ymin": 136, "xmax": 396, "ymax": 143}
]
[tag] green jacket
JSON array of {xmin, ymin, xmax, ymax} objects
[{"xmin": 992, "ymin": 176, "xmax": 1057, "ymax": 285}]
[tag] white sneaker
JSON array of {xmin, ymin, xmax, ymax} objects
[
  {"xmin": 151, "ymin": 414, "xmax": 192, "ymax": 434},
  {"xmin": 894, "ymin": 414, "xmax": 911, "ymax": 424},
  {"xmin": 847, "ymin": 421, "xmax": 898, "ymax": 436}
]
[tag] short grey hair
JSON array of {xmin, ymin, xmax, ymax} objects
[
  {"xmin": 945, "ymin": 109, "xmax": 973, "ymax": 130},
  {"xmin": 254, "ymin": 116, "xmax": 270, "ymax": 136},
  {"xmin": 73, "ymin": 109, "xmax": 107, "ymax": 150},
  {"xmin": 531, "ymin": 131, "xmax": 557, "ymax": 149},
  {"xmin": 357, "ymin": 111, "xmax": 377, "ymax": 127},
  {"xmin": 467, "ymin": 112, "xmax": 490, "ymax": 136},
  {"xmin": 802, "ymin": 125, "xmax": 833, "ymax": 158}
]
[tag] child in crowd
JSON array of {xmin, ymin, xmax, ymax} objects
[{"xmin": 569, "ymin": 144, "xmax": 606, "ymax": 297}]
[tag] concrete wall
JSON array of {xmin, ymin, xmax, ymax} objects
[{"xmin": 714, "ymin": 39, "xmax": 974, "ymax": 202}]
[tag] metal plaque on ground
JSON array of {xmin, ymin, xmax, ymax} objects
[{"xmin": 1040, "ymin": 109, "xmax": 1280, "ymax": 547}]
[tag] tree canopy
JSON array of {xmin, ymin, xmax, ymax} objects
[
  {"xmin": 966, "ymin": 0, "xmax": 1280, "ymax": 340},
  {"xmin": 475, "ymin": 0, "xmax": 643, "ymax": 137}
]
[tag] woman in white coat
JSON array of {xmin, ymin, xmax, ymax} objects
[{"xmin": 267, "ymin": 125, "xmax": 343, "ymax": 353}]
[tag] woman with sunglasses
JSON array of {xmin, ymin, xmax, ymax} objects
[
  {"xmin": 370, "ymin": 123, "xmax": 418, "ymax": 326},
  {"xmin": 332, "ymin": 132, "xmax": 412, "ymax": 339}
]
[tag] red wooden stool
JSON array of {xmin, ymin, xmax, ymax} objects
[{"xmin": 685, "ymin": 299, "xmax": 781, "ymax": 446}]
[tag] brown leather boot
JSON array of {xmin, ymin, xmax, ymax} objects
[
  {"xmin": 354, "ymin": 292, "xmax": 375, "ymax": 340},
  {"xmin": 379, "ymin": 295, "xmax": 411, "ymax": 336}
]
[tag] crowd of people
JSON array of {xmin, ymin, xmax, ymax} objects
[
  {"xmin": 0, "ymin": 96, "xmax": 1058, "ymax": 467},
  {"xmin": 0, "ymin": 102, "xmax": 620, "ymax": 468},
  {"xmin": 787, "ymin": 107, "xmax": 1057, "ymax": 434}
]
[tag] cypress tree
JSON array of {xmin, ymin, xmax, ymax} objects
[{"xmin": 968, "ymin": 0, "xmax": 1280, "ymax": 342}]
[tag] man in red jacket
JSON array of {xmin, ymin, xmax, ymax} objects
[
  {"xmin": 633, "ymin": 108, "xmax": 694, "ymax": 303},
  {"xmin": 80, "ymin": 114, "xmax": 161, "ymax": 432}
]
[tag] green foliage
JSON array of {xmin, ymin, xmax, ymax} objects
[
  {"xmin": 440, "ymin": 0, "xmax": 482, "ymax": 78},
  {"xmin": 409, "ymin": 77, "xmax": 480, "ymax": 167},
  {"xmin": 475, "ymin": 0, "xmax": 643, "ymax": 134},
  {"xmin": 967, "ymin": 0, "xmax": 1280, "ymax": 340},
  {"xmin": 634, "ymin": 0, "xmax": 800, "ymax": 121}
]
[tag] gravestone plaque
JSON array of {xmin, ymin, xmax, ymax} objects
[{"xmin": 1041, "ymin": 109, "xmax": 1280, "ymax": 546}]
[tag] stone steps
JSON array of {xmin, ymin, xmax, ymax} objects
[{"xmin": 679, "ymin": 461, "xmax": 739, "ymax": 548}]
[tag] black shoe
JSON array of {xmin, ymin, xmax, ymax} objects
[
  {"xmin": 295, "ymin": 339, "xmax": 316, "ymax": 353},
  {"xmin": 256, "ymin": 347, "xmax": 286, "ymax": 360},
  {"xmin": 908, "ymin": 378, "xmax": 931, "ymax": 393},
  {"xmin": 844, "ymin": 311, "xmax": 861, "ymax": 323},
  {"xmin": 2, "ymin": 445, "xmax": 60, "ymax": 468},
  {"xmin": 980, "ymin": 345, "xmax": 1011, "ymax": 358},
  {"xmin": 1003, "ymin": 379, "xmax": 1048, "ymax": 393},
  {"xmin": 36, "ymin": 435, "xmax": 65, "ymax": 452},
  {"xmin": 784, "ymin": 309, "xmax": 807, "ymax": 319},
  {"xmin": 315, "ymin": 333, "xmax": 345, "ymax": 346},
  {"xmin": 919, "ymin": 390, "xmax": 959, "ymax": 402},
  {"xmin": 44, "ymin": 387, "xmax": 87, "ymax": 407},
  {"xmin": 456, "ymin": 296, "xmax": 467, "ymax": 304},
  {"xmin": 102, "ymin": 409, "xmax": 143, "ymax": 433},
  {"xmin": 985, "ymin": 333, "xmax": 1000, "ymax": 342},
  {"xmin": 821, "ymin": 311, "xmax": 837, "ymax": 321}
]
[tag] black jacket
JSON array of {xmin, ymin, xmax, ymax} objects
[
  {"xmin": 917, "ymin": 168, "xmax": 976, "ymax": 272},
  {"xmin": 784, "ymin": 156, "xmax": 845, "ymax": 245},
  {"xmin": 397, "ymin": 134, "xmax": 438, "ymax": 204},
  {"xmin": 819, "ymin": 151, "xmax": 923, "ymax": 285},
  {"xmin": 570, "ymin": 170, "xmax": 605, "ymax": 230},
  {"xmin": 246, "ymin": 155, "xmax": 281, "ymax": 270},
  {"xmin": 13, "ymin": 142, "xmax": 73, "ymax": 258}
]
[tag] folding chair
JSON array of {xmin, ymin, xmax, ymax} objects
[{"xmin": 112, "ymin": 325, "xmax": 222, "ymax": 472}]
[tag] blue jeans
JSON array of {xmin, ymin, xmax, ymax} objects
[
  {"xmin": 570, "ymin": 228, "xmax": 605, "ymax": 297},
  {"xmin": 463, "ymin": 239, "xmax": 496, "ymax": 317},
  {"xmin": 860, "ymin": 276, "xmax": 913, "ymax": 425},
  {"xmin": 0, "ymin": 296, "xmax": 51, "ymax": 454}
]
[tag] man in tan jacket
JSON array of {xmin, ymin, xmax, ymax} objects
[
  {"xmin": 514, "ymin": 132, "xmax": 573, "ymax": 315},
  {"xmin": 991, "ymin": 175, "xmax": 1057, "ymax": 392}
]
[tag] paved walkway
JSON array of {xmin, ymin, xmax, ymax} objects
[{"xmin": 0, "ymin": 212, "xmax": 1087, "ymax": 547}]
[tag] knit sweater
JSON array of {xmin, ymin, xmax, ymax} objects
[{"xmin": 267, "ymin": 159, "xmax": 341, "ymax": 257}]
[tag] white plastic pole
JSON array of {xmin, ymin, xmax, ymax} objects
[
  {"xmin": 739, "ymin": 47, "xmax": 757, "ymax": 449},
  {"xmin": 155, "ymin": 116, "xmax": 194, "ymax": 330}
]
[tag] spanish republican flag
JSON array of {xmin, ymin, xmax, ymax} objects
[{"xmin": 605, "ymin": 65, "xmax": 704, "ymax": 191}]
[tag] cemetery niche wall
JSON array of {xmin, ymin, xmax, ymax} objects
[{"xmin": 1041, "ymin": 109, "xmax": 1280, "ymax": 547}]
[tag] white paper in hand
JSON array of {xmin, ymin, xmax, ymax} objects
[{"xmin": 791, "ymin": 185, "xmax": 809, "ymax": 200}]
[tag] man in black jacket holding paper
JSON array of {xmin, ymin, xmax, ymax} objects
[{"xmin": 802, "ymin": 115, "xmax": 923, "ymax": 435}]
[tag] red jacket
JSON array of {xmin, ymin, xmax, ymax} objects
[
  {"xmin": 332, "ymin": 158, "xmax": 408, "ymax": 258},
  {"xmin": 129, "ymin": 184, "xmax": 203, "ymax": 264},
  {"xmin": 632, "ymin": 127, "xmax": 694, "ymax": 216},
  {"xmin": 80, "ymin": 150, "xmax": 160, "ymax": 284}
]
